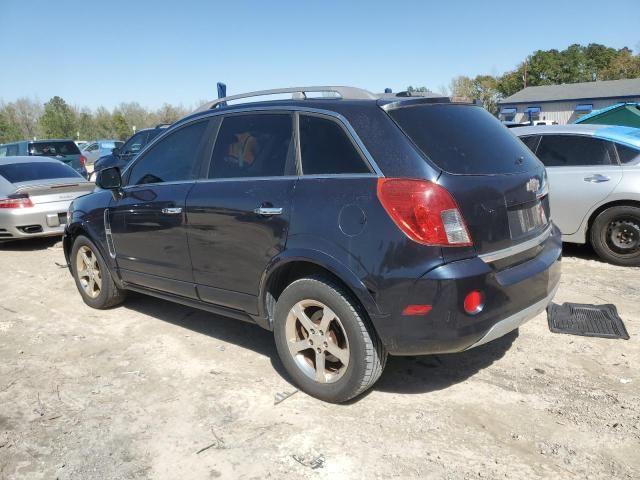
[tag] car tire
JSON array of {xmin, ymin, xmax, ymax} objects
[
  {"xmin": 70, "ymin": 235, "xmax": 126, "ymax": 308},
  {"xmin": 273, "ymin": 275, "xmax": 387, "ymax": 403},
  {"xmin": 590, "ymin": 205, "xmax": 640, "ymax": 267}
]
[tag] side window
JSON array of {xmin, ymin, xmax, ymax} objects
[
  {"xmin": 127, "ymin": 121, "xmax": 208, "ymax": 185},
  {"xmin": 122, "ymin": 132, "xmax": 147, "ymax": 156},
  {"xmin": 7, "ymin": 145, "xmax": 19, "ymax": 156},
  {"xmin": 616, "ymin": 143, "xmax": 640, "ymax": 164},
  {"xmin": 536, "ymin": 135, "xmax": 614, "ymax": 167},
  {"xmin": 520, "ymin": 135, "xmax": 540, "ymax": 153},
  {"xmin": 0, "ymin": 146, "xmax": 7, "ymax": 157},
  {"xmin": 299, "ymin": 115, "xmax": 370, "ymax": 175},
  {"xmin": 209, "ymin": 113, "xmax": 293, "ymax": 179}
]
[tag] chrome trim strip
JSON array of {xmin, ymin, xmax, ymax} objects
[
  {"xmin": 104, "ymin": 208, "xmax": 116, "ymax": 258},
  {"xmin": 465, "ymin": 283, "xmax": 559, "ymax": 350},
  {"xmin": 479, "ymin": 224, "xmax": 553, "ymax": 263}
]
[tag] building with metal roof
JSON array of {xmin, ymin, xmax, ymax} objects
[{"xmin": 497, "ymin": 78, "xmax": 640, "ymax": 125}]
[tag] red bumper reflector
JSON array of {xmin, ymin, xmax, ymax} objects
[
  {"xmin": 464, "ymin": 291, "xmax": 484, "ymax": 314},
  {"xmin": 402, "ymin": 304, "xmax": 433, "ymax": 316}
]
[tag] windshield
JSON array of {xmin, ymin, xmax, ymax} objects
[
  {"xmin": 387, "ymin": 104, "xmax": 541, "ymax": 175},
  {"xmin": 29, "ymin": 141, "xmax": 81, "ymax": 156},
  {"xmin": 0, "ymin": 162, "xmax": 83, "ymax": 183}
]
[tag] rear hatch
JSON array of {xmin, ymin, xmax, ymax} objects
[
  {"xmin": 28, "ymin": 140, "xmax": 82, "ymax": 169},
  {"xmin": 387, "ymin": 103, "xmax": 550, "ymax": 259}
]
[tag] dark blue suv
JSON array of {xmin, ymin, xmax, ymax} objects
[{"xmin": 63, "ymin": 86, "xmax": 561, "ymax": 402}]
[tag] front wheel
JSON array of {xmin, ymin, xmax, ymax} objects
[
  {"xmin": 71, "ymin": 235, "xmax": 126, "ymax": 308},
  {"xmin": 273, "ymin": 276, "xmax": 387, "ymax": 403},
  {"xmin": 590, "ymin": 205, "xmax": 640, "ymax": 267}
]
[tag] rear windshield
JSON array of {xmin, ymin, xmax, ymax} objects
[
  {"xmin": 0, "ymin": 162, "xmax": 82, "ymax": 183},
  {"xmin": 387, "ymin": 104, "xmax": 541, "ymax": 174},
  {"xmin": 29, "ymin": 141, "xmax": 80, "ymax": 156}
]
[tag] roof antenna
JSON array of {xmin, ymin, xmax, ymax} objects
[{"xmin": 217, "ymin": 82, "xmax": 227, "ymax": 107}]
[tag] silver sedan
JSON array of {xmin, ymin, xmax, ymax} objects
[
  {"xmin": 0, "ymin": 156, "xmax": 94, "ymax": 241},
  {"xmin": 514, "ymin": 124, "xmax": 640, "ymax": 266}
]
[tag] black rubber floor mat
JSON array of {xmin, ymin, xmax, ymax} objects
[{"xmin": 547, "ymin": 303, "xmax": 630, "ymax": 339}]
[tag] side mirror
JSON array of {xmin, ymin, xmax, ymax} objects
[
  {"xmin": 96, "ymin": 167, "xmax": 122, "ymax": 190},
  {"xmin": 111, "ymin": 146, "xmax": 121, "ymax": 157}
]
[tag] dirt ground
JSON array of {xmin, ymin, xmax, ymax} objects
[{"xmin": 0, "ymin": 238, "xmax": 638, "ymax": 480}]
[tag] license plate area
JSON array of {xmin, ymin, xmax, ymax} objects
[{"xmin": 507, "ymin": 199, "xmax": 547, "ymax": 239}]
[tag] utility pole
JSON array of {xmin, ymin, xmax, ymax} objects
[{"xmin": 523, "ymin": 61, "xmax": 528, "ymax": 88}]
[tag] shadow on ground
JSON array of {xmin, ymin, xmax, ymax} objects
[
  {"xmin": 561, "ymin": 242, "xmax": 604, "ymax": 262},
  {"xmin": 123, "ymin": 292, "xmax": 519, "ymax": 400},
  {"xmin": 0, "ymin": 236, "xmax": 60, "ymax": 251}
]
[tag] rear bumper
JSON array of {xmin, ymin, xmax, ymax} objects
[
  {"xmin": 372, "ymin": 224, "xmax": 562, "ymax": 355},
  {"xmin": 0, "ymin": 200, "xmax": 70, "ymax": 240}
]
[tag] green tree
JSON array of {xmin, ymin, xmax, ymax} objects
[
  {"xmin": 0, "ymin": 105, "xmax": 23, "ymax": 143},
  {"xmin": 112, "ymin": 111, "xmax": 130, "ymax": 140},
  {"xmin": 449, "ymin": 76, "xmax": 475, "ymax": 99},
  {"xmin": 38, "ymin": 96, "xmax": 76, "ymax": 138},
  {"xmin": 601, "ymin": 48, "xmax": 640, "ymax": 80}
]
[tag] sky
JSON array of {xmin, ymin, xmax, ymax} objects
[{"xmin": 1, "ymin": 0, "xmax": 639, "ymax": 110}]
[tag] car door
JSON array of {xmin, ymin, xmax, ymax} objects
[
  {"xmin": 108, "ymin": 119, "xmax": 214, "ymax": 298},
  {"xmin": 535, "ymin": 134, "xmax": 622, "ymax": 235},
  {"xmin": 186, "ymin": 112, "xmax": 297, "ymax": 314}
]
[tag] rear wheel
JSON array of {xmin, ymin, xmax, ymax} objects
[
  {"xmin": 273, "ymin": 276, "xmax": 387, "ymax": 403},
  {"xmin": 590, "ymin": 205, "xmax": 640, "ymax": 267},
  {"xmin": 71, "ymin": 235, "xmax": 126, "ymax": 308}
]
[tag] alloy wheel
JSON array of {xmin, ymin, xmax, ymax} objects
[
  {"xmin": 76, "ymin": 245, "xmax": 102, "ymax": 298},
  {"xmin": 285, "ymin": 299, "xmax": 350, "ymax": 384}
]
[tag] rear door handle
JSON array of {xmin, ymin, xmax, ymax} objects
[
  {"xmin": 254, "ymin": 207, "xmax": 283, "ymax": 216},
  {"xmin": 584, "ymin": 174, "xmax": 610, "ymax": 183},
  {"xmin": 161, "ymin": 207, "xmax": 183, "ymax": 214}
]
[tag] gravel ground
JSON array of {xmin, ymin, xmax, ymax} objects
[{"xmin": 0, "ymin": 238, "xmax": 638, "ymax": 479}]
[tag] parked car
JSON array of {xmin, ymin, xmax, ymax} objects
[
  {"xmin": 91, "ymin": 125, "xmax": 169, "ymax": 178},
  {"xmin": 64, "ymin": 86, "xmax": 561, "ymax": 403},
  {"xmin": 0, "ymin": 139, "xmax": 88, "ymax": 178},
  {"xmin": 81, "ymin": 140, "xmax": 124, "ymax": 166},
  {"xmin": 514, "ymin": 124, "xmax": 640, "ymax": 266},
  {"xmin": 75, "ymin": 140, "xmax": 89, "ymax": 150},
  {"xmin": 0, "ymin": 156, "xmax": 94, "ymax": 241}
]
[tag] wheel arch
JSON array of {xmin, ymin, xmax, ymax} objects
[
  {"xmin": 586, "ymin": 199, "xmax": 640, "ymax": 244},
  {"xmin": 258, "ymin": 250, "xmax": 381, "ymax": 331}
]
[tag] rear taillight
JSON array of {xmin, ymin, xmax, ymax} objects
[
  {"xmin": 377, "ymin": 178, "xmax": 472, "ymax": 246},
  {"xmin": 80, "ymin": 155, "xmax": 87, "ymax": 167},
  {"xmin": 0, "ymin": 195, "xmax": 34, "ymax": 209}
]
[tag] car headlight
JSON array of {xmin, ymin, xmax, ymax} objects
[{"xmin": 67, "ymin": 201, "xmax": 75, "ymax": 226}]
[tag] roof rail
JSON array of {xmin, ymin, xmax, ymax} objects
[{"xmin": 192, "ymin": 86, "xmax": 377, "ymax": 113}]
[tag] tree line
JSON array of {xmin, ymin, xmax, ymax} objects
[
  {"xmin": 2, "ymin": 43, "xmax": 638, "ymax": 144},
  {"xmin": 0, "ymin": 96, "xmax": 192, "ymax": 144},
  {"xmin": 428, "ymin": 43, "xmax": 640, "ymax": 114}
]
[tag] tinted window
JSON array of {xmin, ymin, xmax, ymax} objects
[
  {"xmin": 520, "ymin": 135, "xmax": 540, "ymax": 153},
  {"xmin": 299, "ymin": 115, "xmax": 369, "ymax": 175},
  {"xmin": 121, "ymin": 132, "xmax": 147, "ymax": 156},
  {"xmin": 209, "ymin": 114, "xmax": 293, "ymax": 179},
  {"xmin": 128, "ymin": 121, "xmax": 208, "ymax": 185},
  {"xmin": 29, "ymin": 141, "xmax": 80, "ymax": 156},
  {"xmin": 616, "ymin": 143, "xmax": 640, "ymax": 164},
  {"xmin": 0, "ymin": 162, "xmax": 82, "ymax": 183},
  {"xmin": 388, "ymin": 104, "xmax": 541, "ymax": 174},
  {"xmin": 536, "ymin": 135, "xmax": 614, "ymax": 167}
]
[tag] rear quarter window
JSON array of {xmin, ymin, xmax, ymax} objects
[
  {"xmin": 0, "ymin": 162, "xmax": 82, "ymax": 183},
  {"xmin": 616, "ymin": 143, "xmax": 640, "ymax": 164},
  {"xmin": 387, "ymin": 104, "xmax": 541, "ymax": 174}
]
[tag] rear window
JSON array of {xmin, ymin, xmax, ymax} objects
[
  {"xmin": 0, "ymin": 162, "xmax": 82, "ymax": 183},
  {"xmin": 29, "ymin": 141, "xmax": 80, "ymax": 156},
  {"xmin": 387, "ymin": 104, "xmax": 541, "ymax": 174}
]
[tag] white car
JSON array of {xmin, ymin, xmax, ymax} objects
[{"xmin": 515, "ymin": 124, "xmax": 640, "ymax": 266}]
